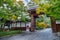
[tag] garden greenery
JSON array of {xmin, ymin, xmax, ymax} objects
[{"xmin": 32, "ymin": 0, "xmax": 60, "ymax": 20}]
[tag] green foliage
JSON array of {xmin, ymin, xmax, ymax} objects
[
  {"xmin": 0, "ymin": 0, "xmax": 28, "ymax": 23},
  {"xmin": 36, "ymin": 26, "xmax": 43, "ymax": 30},
  {"xmin": 45, "ymin": 0, "xmax": 60, "ymax": 20},
  {"xmin": 32, "ymin": 0, "xmax": 60, "ymax": 20},
  {"xmin": 36, "ymin": 16, "xmax": 44, "ymax": 22}
]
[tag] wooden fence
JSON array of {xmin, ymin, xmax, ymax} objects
[{"xmin": 1, "ymin": 21, "xmax": 30, "ymax": 31}]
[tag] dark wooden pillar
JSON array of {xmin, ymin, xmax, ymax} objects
[
  {"xmin": 30, "ymin": 15, "xmax": 36, "ymax": 32},
  {"xmin": 50, "ymin": 17, "xmax": 57, "ymax": 33}
]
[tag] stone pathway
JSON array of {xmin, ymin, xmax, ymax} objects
[{"xmin": 0, "ymin": 28, "xmax": 56, "ymax": 40}]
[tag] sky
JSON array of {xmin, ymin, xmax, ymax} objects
[
  {"xmin": 16, "ymin": 0, "xmax": 49, "ymax": 5},
  {"xmin": 16, "ymin": 0, "xmax": 30, "ymax": 6},
  {"xmin": 23, "ymin": 0, "xmax": 49, "ymax": 6},
  {"xmin": 23, "ymin": 0, "xmax": 30, "ymax": 6}
]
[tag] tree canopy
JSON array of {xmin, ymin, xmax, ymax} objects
[
  {"xmin": 31, "ymin": 0, "xmax": 60, "ymax": 20},
  {"xmin": 0, "ymin": 0, "xmax": 60, "ymax": 22},
  {"xmin": 0, "ymin": 0, "xmax": 28, "ymax": 22}
]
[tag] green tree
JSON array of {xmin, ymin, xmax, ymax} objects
[
  {"xmin": 31, "ymin": 0, "xmax": 60, "ymax": 20},
  {"xmin": 0, "ymin": 0, "xmax": 28, "ymax": 31}
]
